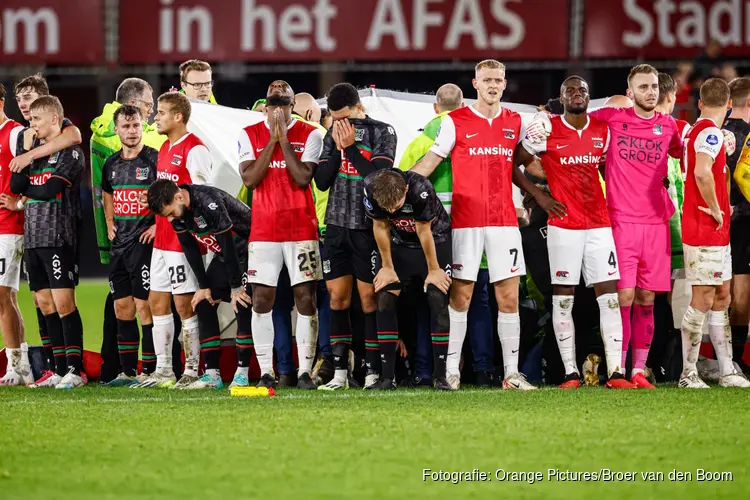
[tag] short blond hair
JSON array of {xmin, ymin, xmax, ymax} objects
[
  {"xmin": 475, "ymin": 59, "xmax": 505, "ymax": 74},
  {"xmin": 179, "ymin": 59, "xmax": 212, "ymax": 82},
  {"xmin": 30, "ymin": 95, "xmax": 64, "ymax": 118},
  {"xmin": 627, "ymin": 64, "xmax": 658, "ymax": 85}
]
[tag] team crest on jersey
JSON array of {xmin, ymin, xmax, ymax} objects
[
  {"xmin": 194, "ymin": 216, "xmax": 208, "ymax": 229},
  {"xmin": 355, "ymin": 128, "xmax": 365, "ymax": 142},
  {"xmin": 363, "ymin": 197, "xmax": 373, "ymax": 210},
  {"xmin": 48, "ymin": 152, "xmax": 59, "ymax": 164},
  {"xmin": 503, "ymin": 128, "xmax": 515, "ymax": 140},
  {"xmin": 653, "ymin": 124, "xmax": 662, "ymax": 135},
  {"xmin": 292, "ymin": 142, "xmax": 305, "ymax": 153},
  {"xmin": 594, "ymin": 141, "xmax": 603, "ymax": 148},
  {"xmin": 136, "ymin": 167, "xmax": 149, "ymax": 180},
  {"xmin": 171, "ymin": 154, "xmax": 183, "ymax": 166}
]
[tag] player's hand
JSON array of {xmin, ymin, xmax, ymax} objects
[
  {"xmin": 332, "ymin": 121, "xmax": 343, "ymax": 150},
  {"xmin": 396, "ymin": 339, "xmax": 408, "ymax": 359},
  {"xmin": 138, "ymin": 192, "xmax": 149, "ymax": 211},
  {"xmin": 9, "ymin": 152, "xmax": 33, "ymax": 173},
  {"xmin": 139, "ymin": 224, "xmax": 156, "ymax": 244},
  {"xmin": 424, "ymin": 268, "xmax": 451, "ymax": 294},
  {"xmin": 107, "ymin": 222, "xmax": 116, "ymax": 241},
  {"xmin": 525, "ymin": 116, "xmax": 551, "ymax": 143},
  {"xmin": 231, "ymin": 287, "xmax": 252, "ymax": 313},
  {"xmin": 535, "ymin": 192, "xmax": 567, "ymax": 219},
  {"xmin": 336, "ymin": 119, "xmax": 356, "ymax": 149},
  {"xmin": 722, "ymin": 129, "xmax": 736, "ymax": 157},
  {"xmin": 23, "ymin": 129, "xmax": 36, "ymax": 152},
  {"xmin": 698, "ymin": 206, "xmax": 724, "ymax": 230},
  {"xmin": 0, "ymin": 194, "xmax": 22, "ymax": 211},
  {"xmin": 191, "ymin": 288, "xmax": 216, "ymax": 310},
  {"xmin": 373, "ymin": 266, "xmax": 399, "ymax": 293},
  {"xmin": 274, "ymin": 109, "xmax": 288, "ymax": 141}
]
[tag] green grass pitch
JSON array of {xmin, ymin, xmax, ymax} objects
[{"xmin": 2, "ymin": 281, "xmax": 749, "ymax": 498}]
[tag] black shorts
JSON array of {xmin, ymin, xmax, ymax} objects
[
  {"xmin": 731, "ymin": 215, "xmax": 750, "ymax": 275},
  {"xmin": 24, "ymin": 245, "xmax": 78, "ymax": 292},
  {"xmin": 322, "ymin": 224, "xmax": 377, "ymax": 283},
  {"xmin": 109, "ymin": 242, "xmax": 153, "ymax": 301},
  {"xmin": 204, "ymin": 255, "xmax": 251, "ymax": 303},
  {"xmin": 374, "ymin": 238, "xmax": 452, "ymax": 284},
  {"xmin": 520, "ymin": 213, "xmax": 553, "ymax": 297}
]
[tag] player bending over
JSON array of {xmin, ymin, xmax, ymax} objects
[
  {"xmin": 412, "ymin": 59, "xmax": 563, "ymax": 390},
  {"xmin": 364, "ymin": 169, "xmax": 453, "ymax": 390},
  {"xmin": 679, "ymin": 78, "xmax": 750, "ymax": 389},
  {"xmin": 10, "ymin": 97, "xmax": 86, "ymax": 389},
  {"xmin": 239, "ymin": 80, "xmax": 323, "ymax": 390},
  {"xmin": 148, "ymin": 180, "xmax": 254, "ymax": 389},
  {"xmin": 134, "ymin": 92, "xmax": 213, "ymax": 389},
  {"xmin": 101, "ymin": 105, "xmax": 157, "ymax": 386},
  {"xmin": 518, "ymin": 76, "xmax": 637, "ymax": 389}
]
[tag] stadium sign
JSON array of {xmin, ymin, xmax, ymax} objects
[
  {"xmin": 0, "ymin": 0, "xmax": 103, "ymax": 63},
  {"xmin": 119, "ymin": 0, "xmax": 569, "ymax": 63}
]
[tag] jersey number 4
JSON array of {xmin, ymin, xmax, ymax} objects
[{"xmin": 608, "ymin": 251, "xmax": 617, "ymax": 269}]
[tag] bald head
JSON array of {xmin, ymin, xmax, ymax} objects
[
  {"xmin": 604, "ymin": 94, "xmax": 633, "ymax": 109},
  {"xmin": 293, "ymin": 92, "xmax": 321, "ymax": 124},
  {"xmin": 435, "ymin": 84, "xmax": 463, "ymax": 113}
]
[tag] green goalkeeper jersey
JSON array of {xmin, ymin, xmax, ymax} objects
[{"xmin": 667, "ymin": 156, "xmax": 684, "ymax": 270}]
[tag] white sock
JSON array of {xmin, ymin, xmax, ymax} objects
[
  {"xmin": 20, "ymin": 342, "xmax": 29, "ymax": 367},
  {"xmin": 252, "ymin": 310, "xmax": 275, "ymax": 377},
  {"xmin": 206, "ymin": 368, "xmax": 221, "ymax": 379},
  {"xmin": 333, "ymin": 369, "xmax": 347, "ymax": 383},
  {"xmin": 597, "ymin": 293, "xmax": 624, "ymax": 377},
  {"xmin": 182, "ymin": 315, "xmax": 200, "ymax": 376},
  {"xmin": 152, "ymin": 314, "xmax": 175, "ymax": 373},
  {"xmin": 235, "ymin": 366, "xmax": 249, "ymax": 378},
  {"xmin": 681, "ymin": 306, "xmax": 706, "ymax": 376},
  {"xmin": 708, "ymin": 310, "xmax": 734, "ymax": 377},
  {"xmin": 6, "ymin": 347, "xmax": 21, "ymax": 371},
  {"xmin": 447, "ymin": 306, "xmax": 468, "ymax": 377},
  {"xmin": 498, "ymin": 311, "xmax": 521, "ymax": 376},
  {"xmin": 295, "ymin": 312, "xmax": 318, "ymax": 376},
  {"xmin": 552, "ymin": 295, "xmax": 578, "ymax": 376}
]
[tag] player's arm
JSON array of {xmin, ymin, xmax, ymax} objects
[
  {"xmin": 372, "ymin": 217, "xmax": 396, "ymax": 293},
  {"xmin": 175, "ymin": 226, "xmax": 211, "ymax": 289},
  {"xmin": 239, "ymin": 128, "xmax": 276, "ymax": 190},
  {"xmin": 202, "ymin": 197, "xmax": 244, "ymax": 289},
  {"xmin": 339, "ymin": 120, "xmax": 396, "ymax": 177},
  {"xmin": 9, "ymin": 120, "xmax": 82, "ymax": 172},
  {"xmin": 312, "ymin": 128, "xmax": 341, "ymax": 191},
  {"xmin": 411, "ymin": 116, "xmax": 455, "ymax": 178},
  {"xmin": 513, "ymin": 141, "xmax": 546, "ymax": 179},
  {"xmin": 693, "ymin": 128, "xmax": 725, "ymax": 227},
  {"xmin": 733, "ymin": 134, "xmax": 750, "ymax": 201},
  {"xmin": 9, "ymin": 169, "xmax": 30, "ymax": 195},
  {"xmin": 280, "ymin": 127, "xmax": 323, "ymax": 188},
  {"xmin": 22, "ymin": 149, "xmax": 82, "ymax": 200},
  {"xmin": 186, "ymin": 145, "xmax": 212, "ymax": 185},
  {"xmin": 101, "ymin": 163, "xmax": 116, "ymax": 240}
]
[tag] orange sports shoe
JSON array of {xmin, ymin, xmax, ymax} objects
[
  {"xmin": 630, "ymin": 372, "xmax": 656, "ymax": 389},
  {"xmin": 605, "ymin": 373, "xmax": 638, "ymax": 389},
  {"xmin": 558, "ymin": 373, "xmax": 581, "ymax": 389}
]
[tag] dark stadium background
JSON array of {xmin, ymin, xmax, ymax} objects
[{"xmin": 1, "ymin": 0, "xmax": 748, "ymax": 278}]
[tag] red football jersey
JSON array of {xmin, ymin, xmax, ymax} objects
[
  {"xmin": 238, "ymin": 119, "xmax": 322, "ymax": 242},
  {"xmin": 155, "ymin": 133, "xmax": 210, "ymax": 252},
  {"xmin": 523, "ymin": 115, "xmax": 610, "ymax": 230},
  {"xmin": 0, "ymin": 119, "xmax": 24, "ymax": 235},
  {"xmin": 431, "ymin": 105, "xmax": 523, "ymax": 228},
  {"xmin": 682, "ymin": 118, "xmax": 729, "ymax": 246}
]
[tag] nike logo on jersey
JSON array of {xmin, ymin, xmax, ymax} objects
[
  {"xmin": 466, "ymin": 133, "xmax": 479, "ymax": 139},
  {"xmin": 556, "ymin": 145, "xmax": 569, "ymax": 149},
  {"xmin": 510, "ymin": 266, "xmax": 520, "ymax": 273},
  {"xmin": 608, "ymin": 271, "xmax": 617, "ymax": 276}
]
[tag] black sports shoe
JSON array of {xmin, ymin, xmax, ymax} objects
[
  {"xmin": 433, "ymin": 377, "xmax": 452, "ymax": 391},
  {"xmin": 297, "ymin": 373, "xmax": 317, "ymax": 390},
  {"xmin": 347, "ymin": 374, "xmax": 362, "ymax": 389},
  {"xmin": 278, "ymin": 373, "xmax": 297, "ymax": 387},
  {"xmin": 475, "ymin": 370, "xmax": 495, "ymax": 388},
  {"xmin": 257, "ymin": 373, "xmax": 277, "ymax": 389},
  {"xmin": 371, "ymin": 378, "xmax": 397, "ymax": 390},
  {"xmin": 317, "ymin": 359, "xmax": 335, "ymax": 385}
]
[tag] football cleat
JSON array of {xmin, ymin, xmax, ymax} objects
[
  {"xmin": 317, "ymin": 377, "xmax": 348, "ymax": 391},
  {"xmin": 718, "ymin": 371, "xmax": 750, "ymax": 388},
  {"xmin": 475, "ymin": 370, "xmax": 496, "ymax": 388},
  {"xmin": 132, "ymin": 370, "xmax": 176, "ymax": 389},
  {"xmin": 314, "ymin": 358, "xmax": 335, "ymax": 386},
  {"xmin": 605, "ymin": 373, "xmax": 637, "ymax": 389},
  {"xmin": 297, "ymin": 372, "xmax": 317, "ymax": 390},
  {"xmin": 257, "ymin": 373, "xmax": 277, "ymax": 389},
  {"xmin": 679, "ymin": 371, "xmax": 710, "ymax": 389},
  {"xmin": 369, "ymin": 378, "xmax": 397, "ymax": 391},
  {"xmin": 447, "ymin": 374, "xmax": 461, "ymax": 391},
  {"xmin": 433, "ymin": 377, "xmax": 452, "ymax": 391},
  {"xmin": 229, "ymin": 373, "xmax": 250, "ymax": 389},
  {"xmin": 185, "ymin": 372, "xmax": 224, "ymax": 390},
  {"xmin": 630, "ymin": 372, "xmax": 656, "ymax": 389},
  {"xmin": 103, "ymin": 373, "xmax": 138, "ymax": 387},
  {"xmin": 0, "ymin": 369, "xmax": 27, "ymax": 387},
  {"xmin": 29, "ymin": 371, "xmax": 62, "ymax": 388},
  {"xmin": 558, "ymin": 373, "xmax": 581, "ymax": 389},
  {"xmin": 503, "ymin": 372, "xmax": 537, "ymax": 391},
  {"xmin": 172, "ymin": 373, "xmax": 198, "ymax": 390},
  {"xmin": 55, "ymin": 369, "xmax": 86, "ymax": 390},
  {"xmin": 278, "ymin": 373, "xmax": 297, "ymax": 388},
  {"xmin": 363, "ymin": 370, "xmax": 380, "ymax": 390}
]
